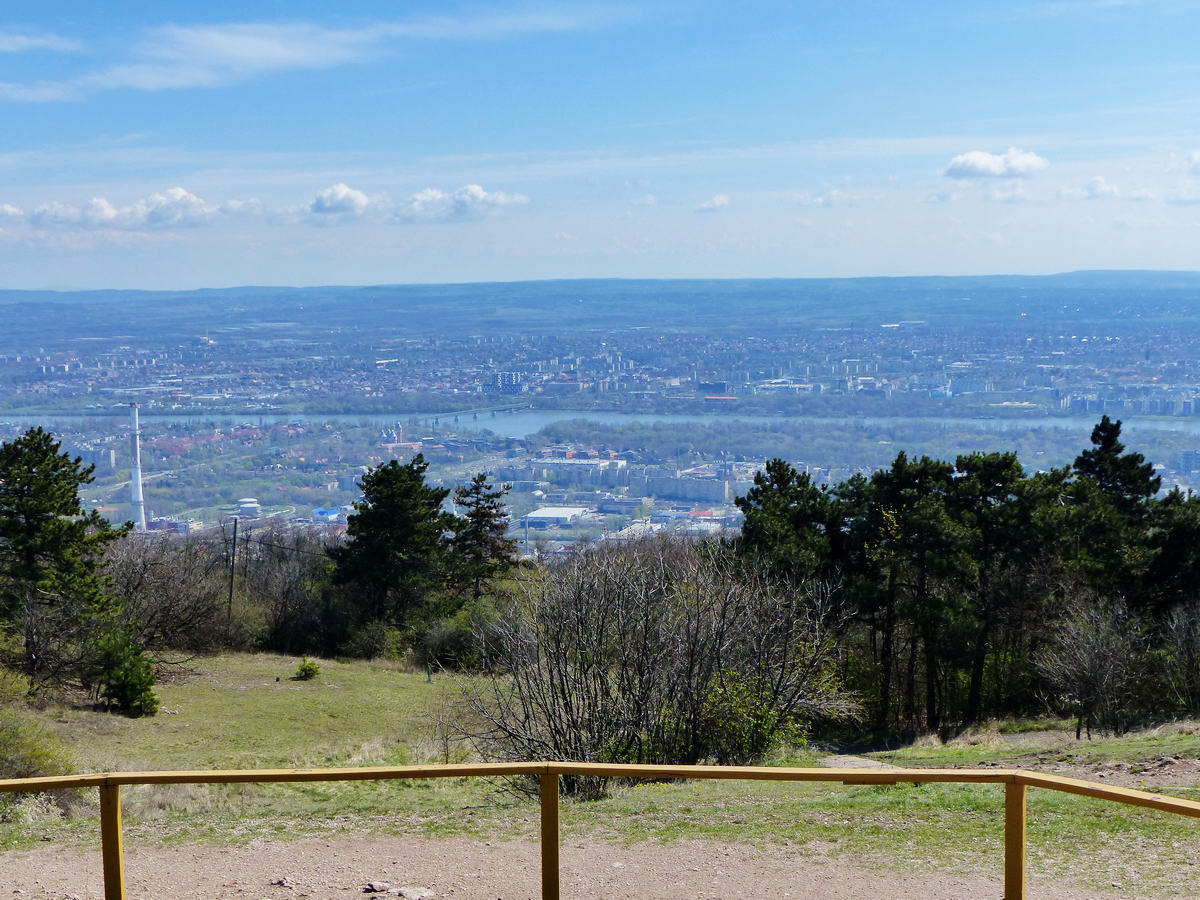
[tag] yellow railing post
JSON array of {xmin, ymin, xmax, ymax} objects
[
  {"xmin": 99, "ymin": 783, "xmax": 127, "ymax": 900},
  {"xmin": 1004, "ymin": 781, "xmax": 1027, "ymax": 900},
  {"xmin": 540, "ymin": 772, "xmax": 560, "ymax": 900}
]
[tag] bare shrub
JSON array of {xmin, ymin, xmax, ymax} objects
[
  {"xmin": 1161, "ymin": 600, "xmax": 1200, "ymax": 717},
  {"xmin": 456, "ymin": 539, "xmax": 856, "ymax": 798},
  {"xmin": 243, "ymin": 527, "xmax": 343, "ymax": 656},
  {"xmin": 13, "ymin": 585, "xmax": 115, "ymax": 697},
  {"xmin": 107, "ymin": 527, "xmax": 343, "ymax": 657},
  {"xmin": 1036, "ymin": 594, "xmax": 1153, "ymax": 738},
  {"xmin": 106, "ymin": 534, "xmax": 232, "ymax": 653}
]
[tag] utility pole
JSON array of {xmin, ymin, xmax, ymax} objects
[{"xmin": 227, "ymin": 517, "xmax": 238, "ymax": 620}]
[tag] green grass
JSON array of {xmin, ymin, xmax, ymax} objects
[
  {"xmin": 4, "ymin": 654, "xmax": 1200, "ymax": 895},
  {"xmin": 1, "ymin": 653, "xmax": 505, "ymax": 849},
  {"xmin": 38, "ymin": 653, "xmax": 450, "ymax": 773},
  {"xmin": 998, "ymin": 716, "xmax": 1074, "ymax": 735}
]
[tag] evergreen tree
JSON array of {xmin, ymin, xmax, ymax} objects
[
  {"xmin": 0, "ymin": 428, "xmax": 133, "ymax": 693},
  {"xmin": 726, "ymin": 419, "xmax": 1198, "ymax": 738},
  {"xmin": 1141, "ymin": 489, "xmax": 1200, "ymax": 615},
  {"xmin": 735, "ymin": 458, "xmax": 837, "ymax": 579},
  {"xmin": 452, "ymin": 473, "xmax": 518, "ymax": 600},
  {"xmin": 1065, "ymin": 417, "xmax": 1160, "ymax": 600},
  {"xmin": 861, "ymin": 452, "xmax": 970, "ymax": 735},
  {"xmin": 950, "ymin": 452, "xmax": 1041, "ymax": 724},
  {"xmin": 1074, "ymin": 415, "xmax": 1160, "ymax": 516},
  {"xmin": 330, "ymin": 454, "xmax": 456, "ymax": 627}
]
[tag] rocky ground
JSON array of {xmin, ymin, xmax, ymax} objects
[{"xmin": 1044, "ymin": 756, "xmax": 1200, "ymax": 789}]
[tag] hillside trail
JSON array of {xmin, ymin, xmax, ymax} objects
[{"xmin": 1, "ymin": 833, "xmax": 1141, "ymax": 900}]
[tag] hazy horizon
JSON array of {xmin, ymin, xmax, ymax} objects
[
  {"xmin": 9, "ymin": 267, "xmax": 1200, "ymax": 297},
  {"xmin": 3, "ymin": 2, "xmax": 1200, "ymax": 290}
]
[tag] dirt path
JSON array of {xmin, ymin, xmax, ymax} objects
[
  {"xmin": 820, "ymin": 753, "xmax": 899, "ymax": 770},
  {"xmin": 1, "ymin": 834, "xmax": 1137, "ymax": 900}
]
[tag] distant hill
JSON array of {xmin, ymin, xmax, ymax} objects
[{"xmin": 5, "ymin": 271, "xmax": 1200, "ymax": 347}]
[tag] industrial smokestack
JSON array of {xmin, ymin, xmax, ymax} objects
[{"xmin": 129, "ymin": 403, "xmax": 147, "ymax": 531}]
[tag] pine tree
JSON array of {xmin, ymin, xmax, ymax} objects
[
  {"xmin": 330, "ymin": 454, "xmax": 456, "ymax": 627},
  {"xmin": 0, "ymin": 428, "xmax": 130, "ymax": 688},
  {"xmin": 734, "ymin": 458, "xmax": 836, "ymax": 579},
  {"xmin": 452, "ymin": 473, "xmax": 517, "ymax": 599},
  {"xmin": 1067, "ymin": 417, "xmax": 1161, "ymax": 599},
  {"xmin": 863, "ymin": 452, "xmax": 971, "ymax": 735},
  {"xmin": 1074, "ymin": 415, "xmax": 1160, "ymax": 515}
]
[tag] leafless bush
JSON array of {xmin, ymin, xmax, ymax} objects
[
  {"xmin": 106, "ymin": 527, "xmax": 342, "ymax": 656},
  {"xmin": 11, "ymin": 585, "xmax": 111, "ymax": 694},
  {"xmin": 242, "ymin": 526, "xmax": 343, "ymax": 656},
  {"xmin": 1161, "ymin": 600, "xmax": 1200, "ymax": 717},
  {"xmin": 106, "ymin": 534, "xmax": 233, "ymax": 654},
  {"xmin": 1036, "ymin": 593, "xmax": 1152, "ymax": 738},
  {"xmin": 455, "ymin": 538, "xmax": 856, "ymax": 798}
]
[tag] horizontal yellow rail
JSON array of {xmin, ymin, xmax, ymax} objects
[{"xmin": 2, "ymin": 762, "xmax": 1198, "ymax": 899}]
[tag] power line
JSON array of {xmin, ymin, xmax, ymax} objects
[
  {"xmin": 235, "ymin": 532, "xmax": 332, "ymax": 557},
  {"xmin": 217, "ymin": 519, "xmax": 333, "ymax": 557}
]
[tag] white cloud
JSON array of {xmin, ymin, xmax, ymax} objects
[
  {"xmin": 26, "ymin": 187, "xmax": 215, "ymax": 230},
  {"xmin": 1166, "ymin": 184, "xmax": 1200, "ymax": 206},
  {"xmin": 0, "ymin": 81, "xmax": 81, "ymax": 102},
  {"xmin": 392, "ymin": 184, "xmax": 529, "ymax": 223},
  {"xmin": 0, "ymin": 31, "xmax": 80, "ymax": 54},
  {"xmin": 309, "ymin": 183, "xmax": 370, "ymax": 217},
  {"xmin": 379, "ymin": 5, "xmax": 638, "ymax": 40},
  {"xmin": 632, "ymin": 193, "xmax": 658, "ymax": 207},
  {"xmin": 1060, "ymin": 175, "xmax": 1119, "ymax": 199},
  {"xmin": 84, "ymin": 23, "xmax": 382, "ymax": 93},
  {"xmin": 1, "ymin": 7, "xmax": 635, "ymax": 101},
  {"xmin": 1026, "ymin": 0, "xmax": 1150, "ymax": 17},
  {"xmin": 131, "ymin": 187, "xmax": 216, "ymax": 227},
  {"xmin": 1060, "ymin": 176, "xmax": 1160, "ymax": 201},
  {"xmin": 219, "ymin": 198, "xmax": 266, "ymax": 217},
  {"xmin": 1, "ymin": 183, "xmax": 530, "ymax": 234},
  {"xmin": 1190, "ymin": 152, "xmax": 1200, "ymax": 176},
  {"xmin": 943, "ymin": 147, "xmax": 1049, "ymax": 178},
  {"xmin": 1124, "ymin": 187, "xmax": 1157, "ymax": 202},
  {"xmin": 695, "ymin": 194, "xmax": 729, "ymax": 213},
  {"xmin": 924, "ymin": 191, "xmax": 957, "ymax": 204},
  {"xmin": 795, "ymin": 188, "xmax": 845, "ymax": 207},
  {"xmin": 1083, "ymin": 175, "xmax": 1119, "ymax": 198},
  {"xmin": 986, "ymin": 185, "xmax": 1029, "ymax": 203}
]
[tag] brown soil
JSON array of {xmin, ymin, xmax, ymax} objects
[
  {"xmin": 925, "ymin": 754, "xmax": 1200, "ymax": 789},
  {"xmin": 1, "ymin": 834, "xmax": 1136, "ymax": 900},
  {"xmin": 1050, "ymin": 757, "xmax": 1200, "ymax": 789}
]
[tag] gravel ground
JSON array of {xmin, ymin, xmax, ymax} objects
[{"xmin": 1, "ymin": 834, "xmax": 1137, "ymax": 899}]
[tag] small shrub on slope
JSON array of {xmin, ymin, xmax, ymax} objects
[
  {"xmin": 87, "ymin": 632, "xmax": 159, "ymax": 718},
  {"xmin": 294, "ymin": 658, "xmax": 321, "ymax": 680}
]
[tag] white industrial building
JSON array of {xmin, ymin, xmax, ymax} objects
[{"xmin": 523, "ymin": 506, "xmax": 589, "ymax": 527}]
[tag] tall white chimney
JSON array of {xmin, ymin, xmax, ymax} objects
[{"xmin": 129, "ymin": 403, "xmax": 147, "ymax": 531}]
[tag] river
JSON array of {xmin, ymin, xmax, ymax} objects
[{"xmin": 7, "ymin": 408, "xmax": 1200, "ymax": 440}]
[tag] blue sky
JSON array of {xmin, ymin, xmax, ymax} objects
[{"xmin": 1, "ymin": 0, "xmax": 1199, "ymax": 288}]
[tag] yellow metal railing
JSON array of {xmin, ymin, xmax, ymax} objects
[{"xmin": 3, "ymin": 762, "xmax": 1199, "ymax": 899}]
